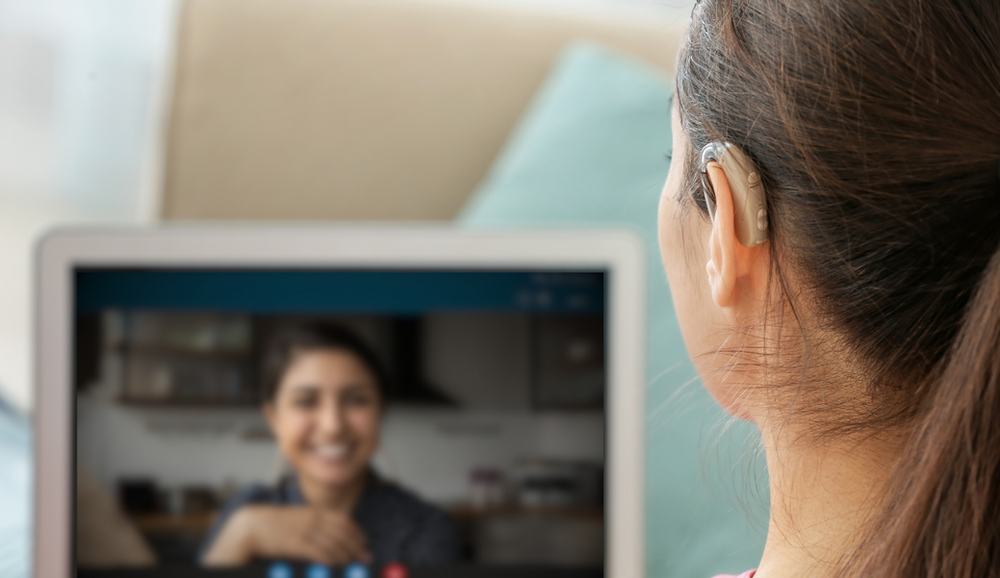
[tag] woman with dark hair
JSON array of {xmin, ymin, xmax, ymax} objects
[
  {"xmin": 200, "ymin": 324, "xmax": 459, "ymax": 567},
  {"xmin": 659, "ymin": 0, "xmax": 1000, "ymax": 577}
]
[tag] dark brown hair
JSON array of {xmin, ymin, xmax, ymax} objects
[
  {"xmin": 261, "ymin": 323, "xmax": 388, "ymax": 404},
  {"xmin": 676, "ymin": 0, "xmax": 1000, "ymax": 575}
]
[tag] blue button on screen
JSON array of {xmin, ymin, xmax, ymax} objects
[
  {"xmin": 268, "ymin": 562, "xmax": 294, "ymax": 578},
  {"xmin": 306, "ymin": 564, "xmax": 331, "ymax": 578},
  {"xmin": 344, "ymin": 562, "xmax": 369, "ymax": 578}
]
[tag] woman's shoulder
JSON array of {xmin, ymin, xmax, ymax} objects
[{"xmin": 712, "ymin": 571, "xmax": 756, "ymax": 578}]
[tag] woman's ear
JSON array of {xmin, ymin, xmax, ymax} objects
[{"xmin": 705, "ymin": 162, "xmax": 768, "ymax": 314}]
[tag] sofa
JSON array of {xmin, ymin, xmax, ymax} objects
[{"xmin": 160, "ymin": 0, "xmax": 684, "ymax": 221}]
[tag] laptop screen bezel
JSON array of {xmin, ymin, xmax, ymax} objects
[{"xmin": 35, "ymin": 226, "xmax": 645, "ymax": 578}]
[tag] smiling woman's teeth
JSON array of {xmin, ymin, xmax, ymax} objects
[{"xmin": 313, "ymin": 444, "xmax": 350, "ymax": 460}]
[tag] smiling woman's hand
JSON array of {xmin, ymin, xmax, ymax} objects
[{"xmin": 203, "ymin": 505, "xmax": 371, "ymax": 566}]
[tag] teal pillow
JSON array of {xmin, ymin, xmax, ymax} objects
[{"xmin": 459, "ymin": 43, "xmax": 767, "ymax": 578}]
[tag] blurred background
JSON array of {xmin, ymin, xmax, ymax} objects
[
  {"xmin": 0, "ymin": 0, "xmax": 174, "ymax": 413},
  {"xmin": 0, "ymin": 0, "xmax": 693, "ymax": 415}
]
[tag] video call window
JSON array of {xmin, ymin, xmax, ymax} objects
[{"xmin": 74, "ymin": 270, "xmax": 607, "ymax": 578}]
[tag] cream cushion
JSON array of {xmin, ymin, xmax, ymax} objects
[{"xmin": 163, "ymin": 0, "xmax": 684, "ymax": 220}]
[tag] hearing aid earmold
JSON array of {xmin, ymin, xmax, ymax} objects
[{"xmin": 699, "ymin": 142, "xmax": 769, "ymax": 247}]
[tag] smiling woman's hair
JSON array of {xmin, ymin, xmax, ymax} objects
[
  {"xmin": 261, "ymin": 323, "xmax": 389, "ymax": 404},
  {"xmin": 675, "ymin": 0, "xmax": 1000, "ymax": 576}
]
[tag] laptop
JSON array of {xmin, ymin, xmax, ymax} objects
[{"xmin": 34, "ymin": 227, "xmax": 644, "ymax": 578}]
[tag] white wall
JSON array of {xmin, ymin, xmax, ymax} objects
[
  {"xmin": 375, "ymin": 409, "xmax": 603, "ymax": 503},
  {"xmin": 76, "ymin": 398, "xmax": 279, "ymax": 492}
]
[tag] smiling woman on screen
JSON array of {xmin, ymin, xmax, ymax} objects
[
  {"xmin": 199, "ymin": 324, "xmax": 459, "ymax": 567},
  {"xmin": 658, "ymin": 0, "xmax": 1000, "ymax": 577}
]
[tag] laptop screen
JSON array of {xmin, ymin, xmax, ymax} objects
[{"xmin": 73, "ymin": 268, "xmax": 606, "ymax": 578}]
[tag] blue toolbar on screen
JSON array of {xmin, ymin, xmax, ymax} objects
[{"xmin": 76, "ymin": 270, "xmax": 605, "ymax": 314}]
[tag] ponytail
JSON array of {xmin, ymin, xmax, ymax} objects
[{"xmin": 847, "ymin": 244, "xmax": 1000, "ymax": 578}]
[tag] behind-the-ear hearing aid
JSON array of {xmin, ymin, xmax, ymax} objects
[{"xmin": 698, "ymin": 141, "xmax": 769, "ymax": 247}]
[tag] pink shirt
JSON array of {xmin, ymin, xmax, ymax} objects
[{"xmin": 713, "ymin": 572, "xmax": 756, "ymax": 578}]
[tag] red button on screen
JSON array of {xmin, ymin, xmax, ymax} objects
[{"xmin": 382, "ymin": 562, "xmax": 408, "ymax": 578}]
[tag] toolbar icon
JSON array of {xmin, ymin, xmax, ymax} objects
[
  {"xmin": 344, "ymin": 562, "xmax": 370, "ymax": 578},
  {"xmin": 267, "ymin": 562, "xmax": 293, "ymax": 578}
]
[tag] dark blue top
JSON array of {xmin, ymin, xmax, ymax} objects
[{"xmin": 199, "ymin": 474, "xmax": 460, "ymax": 566}]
